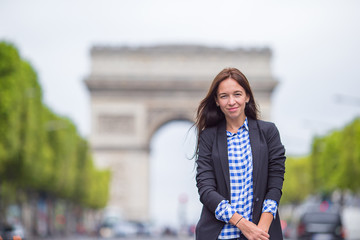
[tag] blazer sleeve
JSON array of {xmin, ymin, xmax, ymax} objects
[
  {"xmin": 196, "ymin": 129, "xmax": 226, "ymax": 213},
  {"xmin": 263, "ymin": 123, "xmax": 286, "ymax": 204}
]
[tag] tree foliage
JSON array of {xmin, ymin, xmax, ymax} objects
[
  {"xmin": 281, "ymin": 156, "xmax": 312, "ymax": 204},
  {"xmin": 281, "ymin": 117, "xmax": 360, "ymax": 204},
  {"xmin": 310, "ymin": 118, "xmax": 360, "ymax": 193},
  {"xmin": 0, "ymin": 41, "xmax": 109, "ymax": 209}
]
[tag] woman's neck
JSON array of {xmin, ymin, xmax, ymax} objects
[{"xmin": 226, "ymin": 116, "xmax": 246, "ymax": 133}]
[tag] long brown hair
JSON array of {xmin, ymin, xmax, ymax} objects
[{"xmin": 194, "ymin": 68, "xmax": 259, "ymax": 150}]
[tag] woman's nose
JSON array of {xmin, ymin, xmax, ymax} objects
[{"xmin": 228, "ymin": 96, "xmax": 236, "ymax": 105}]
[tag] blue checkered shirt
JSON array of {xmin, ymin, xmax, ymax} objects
[{"xmin": 215, "ymin": 118, "xmax": 278, "ymax": 239}]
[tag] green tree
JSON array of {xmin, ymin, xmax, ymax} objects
[
  {"xmin": 310, "ymin": 118, "xmax": 360, "ymax": 194},
  {"xmin": 0, "ymin": 42, "xmax": 22, "ymax": 180},
  {"xmin": 0, "ymin": 41, "xmax": 110, "ymax": 212},
  {"xmin": 281, "ymin": 156, "xmax": 312, "ymax": 204},
  {"xmin": 281, "ymin": 118, "xmax": 360, "ymax": 204}
]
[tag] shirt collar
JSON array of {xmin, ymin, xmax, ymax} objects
[{"xmin": 226, "ymin": 117, "xmax": 249, "ymax": 136}]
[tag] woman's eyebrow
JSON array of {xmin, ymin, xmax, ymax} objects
[{"xmin": 234, "ymin": 90, "xmax": 243, "ymax": 93}]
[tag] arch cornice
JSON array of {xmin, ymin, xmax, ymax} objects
[{"xmin": 85, "ymin": 75, "xmax": 210, "ymax": 93}]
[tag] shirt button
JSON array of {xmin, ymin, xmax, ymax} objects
[{"xmin": 255, "ymin": 197, "xmax": 259, "ymax": 202}]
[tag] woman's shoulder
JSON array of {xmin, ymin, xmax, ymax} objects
[
  {"xmin": 257, "ymin": 120, "xmax": 279, "ymax": 136},
  {"xmin": 256, "ymin": 119, "xmax": 277, "ymax": 129},
  {"xmin": 197, "ymin": 125, "xmax": 218, "ymax": 148},
  {"xmin": 200, "ymin": 125, "xmax": 218, "ymax": 136}
]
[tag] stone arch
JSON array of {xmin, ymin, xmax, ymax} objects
[
  {"xmin": 85, "ymin": 45, "xmax": 278, "ymax": 221},
  {"xmin": 148, "ymin": 119, "xmax": 198, "ymax": 227},
  {"xmin": 147, "ymin": 112, "xmax": 194, "ymax": 145}
]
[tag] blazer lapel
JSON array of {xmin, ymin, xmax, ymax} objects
[
  {"xmin": 248, "ymin": 118, "xmax": 261, "ymax": 194},
  {"xmin": 217, "ymin": 120, "xmax": 231, "ymax": 196}
]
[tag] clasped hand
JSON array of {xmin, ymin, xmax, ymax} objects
[{"xmin": 237, "ymin": 218, "xmax": 270, "ymax": 240}]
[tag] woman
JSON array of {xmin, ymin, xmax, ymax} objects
[{"xmin": 195, "ymin": 68, "xmax": 286, "ymax": 240}]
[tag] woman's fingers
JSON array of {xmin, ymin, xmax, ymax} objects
[{"xmin": 237, "ymin": 218, "xmax": 269, "ymax": 240}]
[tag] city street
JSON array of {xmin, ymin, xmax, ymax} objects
[{"xmin": 41, "ymin": 237, "xmax": 193, "ymax": 240}]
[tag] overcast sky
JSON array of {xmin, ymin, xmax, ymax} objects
[{"xmin": 1, "ymin": 0, "xmax": 360, "ymax": 226}]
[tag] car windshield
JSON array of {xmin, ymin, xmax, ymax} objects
[
  {"xmin": 3, "ymin": 226, "xmax": 15, "ymax": 231},
  {"xmin": 303, "ymin": 212, "xmax": 339, "ymax": 223}
]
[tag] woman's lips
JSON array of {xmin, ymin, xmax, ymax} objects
[{"xmin": 228, "ymin": 107, "xmax": 238, "ymax": 112}]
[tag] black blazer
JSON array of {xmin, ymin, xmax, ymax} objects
[{"xmin": 195, "ymin": 118, "xmax": 286, "ymax": 240}]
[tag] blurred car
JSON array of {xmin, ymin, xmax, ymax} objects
[
  {"xmin": 98, "ymin": 217, "xmax": 138, "ymax": 238},
  {"xmin": 132, "ymin": 221, "xmax": 153, "ymax": 236},
  {"xmin": 281, "ymin": 219, "xmax": 294, "ymax": 239},
  {"xmin": 297, "ymin": 210, "xmax": 346, "ymax": 240},
  {"xmin": 0, "ymin": 223, "xmax": 26, "ymax": 240}
]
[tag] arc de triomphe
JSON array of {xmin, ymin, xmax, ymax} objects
[{"xmin": 85, "ymin": 45, "xmax": 278, "ymax": 221}]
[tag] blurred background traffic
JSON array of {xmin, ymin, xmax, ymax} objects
[{"xmin": 1, "ymin": 0, "xmax": 360, "ymax": 239}]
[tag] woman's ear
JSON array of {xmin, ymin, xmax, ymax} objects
[{"xmin": 215, "ymin": 97, "xmax": 219, "ymax": 107}]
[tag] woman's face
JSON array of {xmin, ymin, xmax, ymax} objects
[{"xmin": 215, "ymin": 77, "xmax": 249, "ymax": 122}]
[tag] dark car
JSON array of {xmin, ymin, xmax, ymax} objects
[
  {"xmin": 0, "ymin": 223, "xmax": 26, "ymax": 240},
  {"xmin": 297, "ymin": 211, "xmax": 346, "ymax": 240}
]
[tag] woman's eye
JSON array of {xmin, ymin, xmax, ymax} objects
[{"xmin": 220, "ymin": 95, "xmax": 227, "ymax": 99}]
